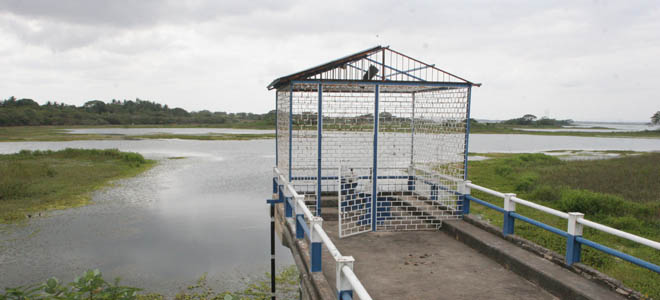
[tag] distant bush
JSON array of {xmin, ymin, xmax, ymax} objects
[
  {"xmin": 0, "ymin": 97, "xmax": 276, "ymax": 128},
  {"xmin": 0, "ymin": 269, "xmax": 140, "ymax": 300},
  {"xmin": 528, "ymin": 185, "xmax": 561, "ymax": 202},
  {"xmin": 514, "ymin": 173, "xmax": 539, "ymax": 192},
  {"xmin": 557, "ymin": 189, "xmax": 628, "ymax": 216}
]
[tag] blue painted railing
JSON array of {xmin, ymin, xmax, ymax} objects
[
  {"xmin": 460, "ymin": 181, "xmax": 660, "ymax": 274},
  {"xmin": 273, "ymin": 168, "xmax": 373, "ymax": 300}
]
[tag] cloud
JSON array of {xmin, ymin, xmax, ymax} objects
[{"xmin": 0, "ymin": 0, "xmax": 659, "ymax": 121}]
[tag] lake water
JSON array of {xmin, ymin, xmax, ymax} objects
[
  {"xmin": 66, "ymin": 128, "xmax": 274, "ymax": 135},
  {"xmin": 514, "ymin": 121, "xmax": 660, "ymax": 133},
  {"xmin": 0, "ymin": 131, "xmax": 659, "ymax": 293}
]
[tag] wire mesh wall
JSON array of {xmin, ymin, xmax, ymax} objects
[{"xmin": 276, "ymin": 81, "xmax": 470, "ymax": 232}]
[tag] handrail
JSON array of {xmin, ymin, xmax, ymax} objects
[
  {"xmin": 464, "ymin": 180, "xmax": 660, "ymax": 274},
  {"xmin": 273, "ymin": 167, "xmax": 373, "ymax": 299},
  {"xmin": 577, "ymin": 218, "xmax": 660, "ymax": 250},
  {"xmin": 342, "ymin": 265, "xmax": 373, "ymax": 300},
  {"xmin": 510, "ymin": 196, "xmax": 569, "ymax": 219},
  {"xmin": 466, "ymin": 182, "xmax": 505, "ymax": 198},
  {"xmin": 314, "ymin": 223, "xmax": 342, "ymax": 259}
]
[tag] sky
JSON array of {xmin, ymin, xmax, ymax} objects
[{"xmin": 1, "ymin": 0, "xmax": 659, "ymax": 122}]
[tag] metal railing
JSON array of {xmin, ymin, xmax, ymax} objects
[
  {"xmin": 273, "ymin": 167, "xmax": 373, "ymax": 300},
  {"xmin": 458, "ymin": 180, "xmax": 660, "ymax": 274}
]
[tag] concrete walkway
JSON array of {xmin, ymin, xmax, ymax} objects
[{"xmin": 321, "ymin": 221, "xmax": 556, "ymax": 300}]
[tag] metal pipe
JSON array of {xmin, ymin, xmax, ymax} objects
[
  {"xmin": 372, "ymin": 84, "xmax": 379, "ymax": 231},
  {"xmin": 511, "ymin": 196, "xmax": 569, "ymax": 219},
  {"xmin": 341, "ymin": 266, "xmax": 373, "ymax": 300},
  {"xmin": 317, "ymin": 83, "xmax": 323, "ymax": 217},
  {"xmin": 313, "ymin": 223, "xmax": 343, "ymax": 259},
  {"xmin": 578, "ymin": 219, "xmax": 660, "ymax": 250},
  {"xmin": 466, "ymin": 183, "xmax": 506, "ymax": 198},
  {"xmin": 464, "ymin": 86, "xmax": 472, "ymax": 180},
  {"xmin": 270, "ymin": 203, "xmax": 276, "ymax": 300}
]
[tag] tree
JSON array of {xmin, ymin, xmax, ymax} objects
[
  {"xmin": 522, "ymin": 114, "xmax": 537, "ymax": 122},
  {"xmin": 652, "ymin": 111, "xmax": 660, "ymax": 125}
]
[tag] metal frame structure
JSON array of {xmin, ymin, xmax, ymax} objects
[{"xmin": 270, "ymin": 46, "xmax": 480, "ymax": 236}]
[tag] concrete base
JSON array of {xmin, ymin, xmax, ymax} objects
[
  {"xmin": 321, "ymin": 221, "xmax": 557, "ymax": 300},
  {"xmin": 274, "ymin": 197, "xmax": 627, "ymax": 299}
]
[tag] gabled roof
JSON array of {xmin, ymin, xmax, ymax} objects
[{"xmin": 267, "ymin": 45, "xmax": 480, "ymax": 90}]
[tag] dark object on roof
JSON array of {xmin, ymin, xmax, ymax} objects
[
  {"xmin": 267, "ymin": 45, "xmax": 480, "ymax": 90},
  {"xmin": 363, "ymin": 65, "xmax": 379, "ymax": 81}
]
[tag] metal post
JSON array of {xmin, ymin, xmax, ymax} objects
[
  {"xmin": 270, "ymin": 202, "xmax": 276, "ymax": 300},
  {"xmin": 336, "ymin": 256, "xmax": 355, "ymax": 300},
  {"xmin": 288, "ymin": 85, "xmax": 293, "ymax": 182},
  {"xmin": 460, "ymin": 180, "xmax": 472, "ymax": 215},
  {"xmin": 275, "ymin": 91, "xmax": 278, "ymax": 167},
  {"xmin": 410, "ymin": 92, "xmax": 415, "ymax": 165},
  {"xmin": 310, "ymin": 216, "xmax": 323, "ymax": 272},
  {"xmin": 295, "ymin": 196, "xmax": 304, "ymax": 239},
  {"xmin": 566, "ymin": 212, "xmax": 584, "ymax": 265},
  {"xmin": 503, "ymin": 193, "xmax": 516, "ymax": 236},
  {"xmin": 464, "ymin": 85, "xmax": 472, "ymax": 180},
  {"xmin": 284, "ymin": 196, "xmax": 292, "ymax": 218},
  {"xmin": 317, "ymin": 83, "xmax": 323, "ymax": 217},
  {"xmin": 372, "ymin": 84, "xmax": 379, "ymax": 231}
]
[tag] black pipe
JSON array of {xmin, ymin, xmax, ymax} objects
[{"xmin": 270, "ymin": 203, "xmax": 276, "ymax": 300}]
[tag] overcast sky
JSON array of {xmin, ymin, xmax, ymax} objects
[{"xmin": 1, "ymin": 0, "xmax": 659, "ymax": 122}]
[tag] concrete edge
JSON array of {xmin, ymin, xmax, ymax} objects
[
  {"xmin": 275, "ymin": 202, "xmax": 336, "ymax": 300},
  {"xmin": 454, "ymin": 215, "xmax": 645, "ymax": 299}
]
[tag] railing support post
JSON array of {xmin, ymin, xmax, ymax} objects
[
  {"xmin": 503, "ymin": 193, "xmax": 516, "ymax": 236},
  {"xmin": 309, "ymin": 216, "xmax": 323, "ymax": 272},
  {"xmin": 566, "ymin": 212, "xmax": 584, "ymax": 265},
  {"xmin": 295, "ymin": 195, "xmax": 305, "ymax": 239},
  {"xmin": 459, "ymin": 180, "xmax": 471, "ymax": 215},
  {"xmin": 272, "ymin": 177, "xmax": 278, "ymax": 194},
  {"xmin": 336, "ymin": 256, "xmax": 355, "ymax": 300},
  {"xmin": 284, "ymin": 195, "xmax": 292, "ymax": 218}
]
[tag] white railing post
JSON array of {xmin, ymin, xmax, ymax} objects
[
  {"xmin": 460, "ymin": 180, "xmax": 472, "ymax": 215},
  {"xmin": 566, "ymin": 212, "xmax": 584, "ymax": 265},
  {"xmin": 310, "ymin": 216, "xmax": 323, "ymax": 272},
  {"xmin": 336, "ymin": 256, "xmax": 355, "ymax": 300},
  {"xmin": 503, "ymin": 193, "xmax": 516, "ymax": 236}
]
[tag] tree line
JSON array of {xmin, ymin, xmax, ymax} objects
[{"xmin": 0, "ymin": 97, "xmax": 276, "ymax": 127}]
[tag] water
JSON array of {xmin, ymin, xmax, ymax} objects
[
  {"xmin": 514, "ymin": 121, "xmax": 660, "ymax": 133},
  {"xmin": 66, "ymin": 128, "xmax": 274, "ymax": 135},
  {"xmin": 0, "ymin": 132, "xmax": 659, "ymax": 293},
  {"xmin": 0, "ymin": 139, "xmax": 291, "ymax": 294}
]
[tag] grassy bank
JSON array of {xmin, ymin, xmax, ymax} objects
[
  {"xmin": 0, "ymin": 126, "xmax": 274, "ymax": 142},
  {"xmin": 470, "ymin": 123, "xmax": 660, "ymax": 138},
  {"xmin": 0, "ymin": 266, "xmax": 299, "ymax": 300},
  {"xmin": 0, "ymin": 148, "xmax": 155, "ymax": 223},
  {"xmin": 467, "ymin": 152, "xmax": 660, "ymax": 298}
]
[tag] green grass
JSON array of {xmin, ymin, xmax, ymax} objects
[
  {"xmin": 0, "ymin": 126, "xmax": 274, "ymax": 142},
  {"xmin": 470, "ymin": 123, "xmax": 660, "ymax": 138},
  {"xmin": 1, "ymin": 265, "xmax": 299, "ymax": 300},
  {"xmin": 0, "ymin": 148, "xmax": 155, "ymax": 223},
  {"xmin": 467, "ymin": 152, "xmax": 660, "ymax": 298}
]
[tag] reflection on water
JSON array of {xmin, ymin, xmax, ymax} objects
[
  {"xmin": 0, "ymin": 139, "xmax": 290, "ymax": 295},
  {"xmin": 0, "ymin": 133, "xmax": 658, "ymax": 293}
]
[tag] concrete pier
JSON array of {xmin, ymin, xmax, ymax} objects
[{"xmin": 274, "ymin": 197, "xmax": 627, "ymax": 300}]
